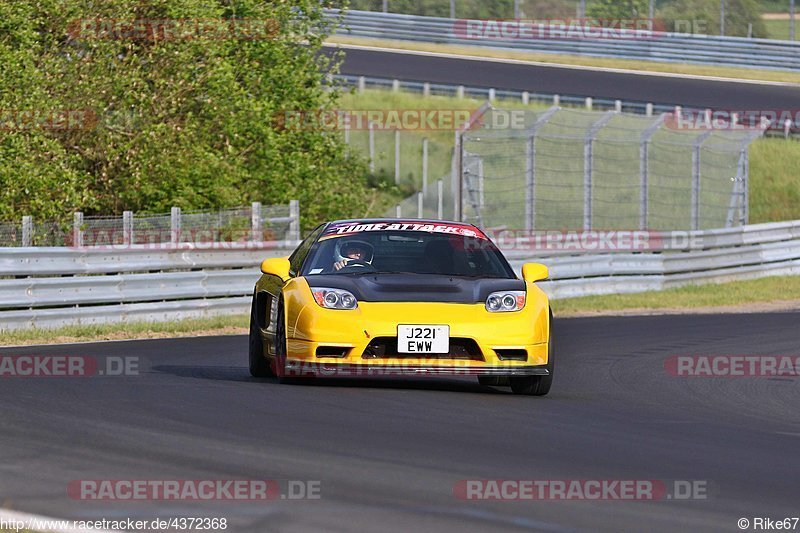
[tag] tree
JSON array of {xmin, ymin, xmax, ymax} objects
[{"xmin": 0, "ymin": 0, "xmax": 369, "ymax": 228}]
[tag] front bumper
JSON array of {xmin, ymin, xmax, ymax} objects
[
  {"xmin": 284, "ymin": 298, "xmax": 550, "ymax": 371},
  {"xmin": 284, "ymin": 360, "xmax": 550, "ymax": 378}
]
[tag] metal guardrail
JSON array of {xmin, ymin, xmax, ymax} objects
[
  {"xmin": 328, "ymin": 9, "xmax": 800, "ymax": 71},
  {"xmin": 1, "ymin": 220, "xmax": 799, "ymax": 330}
]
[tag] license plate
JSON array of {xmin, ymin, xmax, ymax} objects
[{"xmin": 397, "ymin": 325, "xmax": 449, "ymax": 354}]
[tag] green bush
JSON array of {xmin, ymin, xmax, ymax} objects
[{"xmin": 0, "ymin": 0, "xmax": 370, "ymax": 229}]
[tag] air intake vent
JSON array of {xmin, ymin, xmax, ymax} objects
[
  {"xmin": 495, "ymin": 349, "xmax": 527, "ymax": 361},
  {"xmin": 316, "ymin": 346, "xmax": 350, "ymax": 358}
]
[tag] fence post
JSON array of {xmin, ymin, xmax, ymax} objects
[
  {"xmin": 171, "ymin": 206, "xmax": 181, "ymax": 245},
  {"xmin": 523, "ymin": 105, "xmax": 558, "ymax": 231},
  {"xmin": 368, "ymin": 122, "xmax": 375, "ymax": 173},
  {"xmin": 743, "ymin": 149, "xmax": 749, "ymax": 225},
  {"xmin": 691, "ymin": 131, "xmax": 712, "ymax": 231},
  {"xmin": 394, "ymin": 130, "xmax": 400, "ymax": 184},
  {"xmin": 289, "ymin": 200, "xmax": 300, "ymax": 242},
  {"xmin": 123, "ymin": 210, "xmax": 133, "ymax": 246},
  {"xmin": 454, "ymin": 129, "xmax": 463, "ymax": 221},
  {"xmin": 251, "ymin": 202, "xmax": 262, "ymax": 243},
  {"xmin": 422, "ymin": 137, "xmax": 429, "ymax": 195},
  {"xmin": 437, "ymin": 179, "xmax": 444, "ymax": 220},
  {"xmin": 525, "ymin": 135, "xmax": 535, "ymax": 231},
  {"xmin": 417, "ymin": 191, "xmax": 424, "ymax": 218},
  {"xmin": 583, "ymin": 112, "xmax": 614, "ymax": 231},
  {"xmin": 639, "ymin": 115, "xmax": 665, "ymax": 230},
  {"xmin": 73, "ymin": 212, "xmax": 84, "ymax": 248},
  {"xmin": 22, "ymin": 215, "xmax": 32, "ymax": 247}
]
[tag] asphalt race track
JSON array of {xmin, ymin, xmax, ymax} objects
[
  {"xmin": 332, "ymin": 47, "xmax": 800, "ymax": 110},
  {"xmin": 1, "ymin": 312, "xmax": 799, "ymax": 532}
]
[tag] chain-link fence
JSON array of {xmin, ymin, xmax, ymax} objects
[
  {"xmin": 0, "ymin": 202, "xmax": 300, "ymax": 247},
  {"xmin": 388, "ymin": 105, "xmax": 765, "ymax": 231}
]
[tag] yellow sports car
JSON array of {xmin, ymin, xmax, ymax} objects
[{"xmin": 248, "ymin": 219, "xmax": 553, "ymax": 395}]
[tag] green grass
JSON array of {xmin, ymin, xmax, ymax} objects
[
  {"xmin": 763, "ymin": 18, "xmax": 796, "ymax": 39},
  {"xmin": 749, "ymin": 138, "xmax": 800, "ymax": 223},
  {"xmin": 0, "ymin": 314, "xmax": 249, "ymax": 347},
  {"xmin": 552, "ymin": 275, "xmax": 800, "ymax": 315}
]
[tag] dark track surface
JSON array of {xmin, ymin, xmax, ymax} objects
[
  {"xmin": 1, "ymin": 312, "xmax": 799, "ymax": 532},
  {"xmin": 333, "ymin": 47, "xmax": 800, "ymax": 109}
]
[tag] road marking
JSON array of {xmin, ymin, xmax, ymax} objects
[{"xmin": 325, "ymin": 42, "xmax": 800, "ymax": 87}]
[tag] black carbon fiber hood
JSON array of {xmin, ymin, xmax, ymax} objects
[{"xmin": 304, "ymin": 273, "xmax": 524, "ymax": 304}]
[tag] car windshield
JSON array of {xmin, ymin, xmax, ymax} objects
[{"xmin": 301, "ymin": 221, "xmax": 515, "ymax": 278}]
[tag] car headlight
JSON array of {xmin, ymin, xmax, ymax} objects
[
  {"xmin": 485, "ymin": 290, "xmax": 525, "ymax": 312},
  {"xmin": 310, "ymin": 287, "xmax": 358, "ymax": 310}
]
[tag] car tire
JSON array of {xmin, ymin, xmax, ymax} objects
[
  {"xmin": 510, "ymin": 309, "xmax": 554, "ymax": 396},
  {"xmin": 274, "ymin": 299, "xmax": 308, "ymax": 385},
  {"xmin": 249, "ymin": 292, "xmax": 274, "ymax": 378}
]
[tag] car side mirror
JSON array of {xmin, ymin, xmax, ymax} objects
[
  {"xmin": 521, "ymin": 262, "xmax": 549, "ymax": 283},
  {"xmin": 260, "ymin": 257, "xmax": 291, "ymax": 281}
]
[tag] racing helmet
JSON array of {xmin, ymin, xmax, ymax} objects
[{"xmin": 334, "ymin": 239, "xmax": 374, "ymax": 264}]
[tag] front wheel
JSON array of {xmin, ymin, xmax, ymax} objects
[
  {"xmin": 273, "ymin": 300, "xmax": 309, "ymax": 385},
  {"xmin": 249, "ymin": 293, "xmax": 273, "ymax": 378},
  {"xmin": 510, "ymin": 310, "xmax": 554, "ymax": 396}
]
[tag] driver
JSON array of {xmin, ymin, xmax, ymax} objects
[{"xmin": 333, "ymin": 239, "xmax": 374, "ymax": 271}]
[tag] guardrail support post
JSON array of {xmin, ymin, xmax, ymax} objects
[
  {"xmin": 289, "ymin": 200, "xmax": 300, "ymax": 242},
  {"xmin": 422, "ymin": 137, "xmax": 428, "ymax": 194},
  {"xmin": 392, "ymin": 79, "xmax": 399, "ymax": 92},
  {"xmin": 417, "ymin": 192, "xmax": 424, "ymax": 218},
  {"xmin": 394, "ymin": 130, "xmax": 401, "ymax": 184},
  {"xmin": 423, "ymin": 82, "xmax": 430, "ymax": 97},
  {"xmin": 123, "ymin": 211, "xmax": 133, "ymax": 246},
  {"xmin": 251, "ymin": 202, "xmax": 261, "ymax": 243},
  {"xmin": 553, "ymin": 94, "xmax": 560, "ymax": 106},
  {"xmin": 646, "ymin": 103, "xmax": 653, "ymax": 117},
  {"xmin": 585, "ymin": 97, "xmax": 592, "ymax": 110},
  {"xmin": 456, "ymin": 85, "xmax": 465, "ymax": 98},
  {"xmin": 22, "ymin": 215, "xmax": 32, "ymax": 247},
  {"xmin": 615, "ymin": 100, "xmax": 622, "ymax": 112},
  {"xmin": 522, "ymin": 91, "xmax": 529, "ymax": 105},
  {"xmin": 396, "ymin": 204, "xmax": 401, "ymax": 218},
  {"xmin": 488, "ymin": 88, "xmax": 496, "ymax": 102},
  {"xmin": 171, "ymin": 207, "xmax": 181, "ymax": 246},
  {"xmin": 357, "ymin": 76, "xmax": 365, "ymax": 93},
  {"xmin": 73, "ymin": 212, "xmax": 84, "ymax": 248}
]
